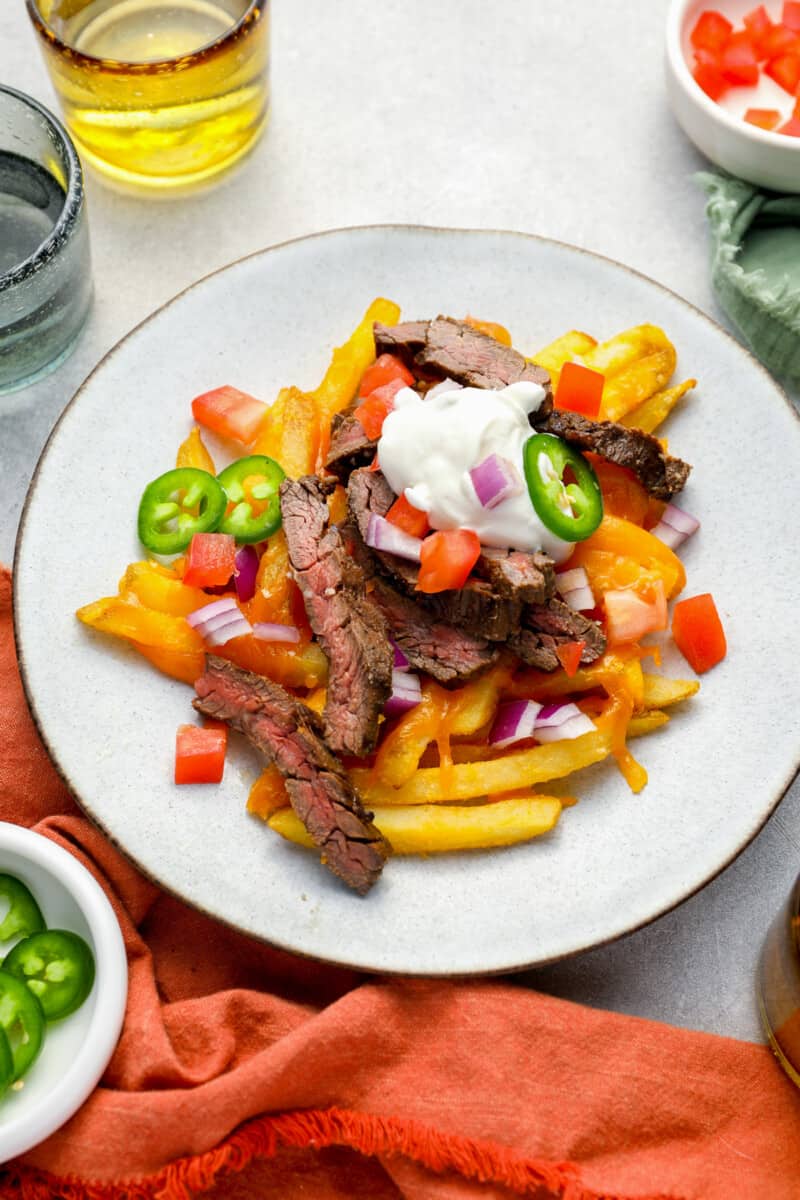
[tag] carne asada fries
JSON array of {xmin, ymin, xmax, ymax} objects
[{"xmin": 76, "ymin": 300, "xmax": 724, "ymax": 894}]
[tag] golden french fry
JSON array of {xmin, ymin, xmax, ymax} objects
[
  {"xmin": 252, "ymin": 386, "xmax": 319, "ymax": 478},
  {"xmin": 641, "ymin": 674, "xmax": 700, "ymax": 708},
  {"xmin": 118, "ymin": 561, "xmax": 208, "ymax": 617},
  {"xmin": 529, "ymin": 330, "xmax": 597, "ymax": 382},
  {"xmin": 449, "ymin": 665, "xmax": 511, "ymax": 736},
  {"xmin": 77, "ymin": 597, "xmax": 203, "ymax": 653},
  {"xmin": 314, "ymin": 297, "xmax": 401, "ymax": 430},
  {"xmin": 628, "ymin": 711, "xmax": 669, "ymax": 738},
  {"xmin": 175, "ymin": 427, "xmax": 216, "ymax": 474},
  {"xmin": 599, "ymin": 348, "xmax": 677, "ymax": 421},
  {"xmin": 375, "ymin": 686, "xmax": 442, "ymax": 787},
  {"xmin": 510, "ymin": 653, "xmax": 644, "ymax": 710},
  {"xmin": 247, "ymin": 766, "xmax": 289, "ymax": 820},
  {"xmin": 350, "ymin": 725, "xmax": 610, "ymax": 806},
  {"xmin": 269, "ymin": 795, "xmax": 563, "ymax": 854},
  {"xmin": 619, "ymin": 378, "xmax": 696, "ymax": 434},
  {"xmin": 581, "ymin": 323, "xmax": 673, "ymax": 376}
]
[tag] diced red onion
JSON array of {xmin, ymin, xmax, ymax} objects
[
  {"xmin": 488, "ymin": 700, "xmax": 542, "ymax": 749},
  {"xmin": 469, "ymin": 453, "xmax": 523, "ymax": 510},
  {"xmin": 555, "ymin": 566, "xmax": 596, "ymax": 613},
  {"xmin": 651, "ymin": 503, "xmax": 700, "ymax": 551},
  {"xmin": 393, "ymin": 641, "xmax": 410, "ymax": 671},
  {"xmin": 366, "ymin": 514, "xmax": 423, "ymax": 562},
  {"xmin": 384, "ymin": 668, "xmax": 422, "ymax": 717},
  {"xmin": 186, "ymin": 598, "xmax": 252, "ymax": 646},
  {"xmin": 252, "ymin": 622, "xmax": 301, "ymax": 644},
  {"xmin": 234, "ymin": 544, "xmax": 260, "ymax": 603},
  {"xmin": 425, "ymin": 378, "xmax": 462, "ymax": 400},
  {"xmin": 534, "ymin": 701, "xmax": 595, "ymax": 743}
]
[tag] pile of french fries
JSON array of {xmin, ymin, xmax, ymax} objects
[{"xmin": 77, "ymin": 301, "xmax": 701, "ymax": 863}]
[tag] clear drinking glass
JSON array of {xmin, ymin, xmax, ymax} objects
[
  {"xmin": 757, "ymin": 873, "xmax": 800, "ymax": 1087},
  {"xmin": 25, "ymin": 0, "xmax": 270, "ymax": 195},
  {"xmin": 0, "ymin": 86, "xmax": 92, "ymax": 396}
]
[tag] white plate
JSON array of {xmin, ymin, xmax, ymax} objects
[{"xmin": 13, "ymin": 227, "xmax": 800, "ymax": 975}]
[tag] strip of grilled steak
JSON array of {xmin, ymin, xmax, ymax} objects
[
  {"xmin": 346, "ymin": 468, "xmax": 523, "ymax": 641},
  {"xmin": 534, "ymin": 409, "xmax": 690, "ymax": 500},
  {"xmin": 345, "ymin": 528, "xmax": 499, "ymax": 684},
  {"xmin": 325, "ymin": 411, "xmax": 376, "ymax": 482},
  {"xmin": 509, "ymin": 599, "xmax": 606, "ymax": 672},
  {"xmin": 474, "ymin": 546, "xmax": 555, "ymax": 604},
  {"xmin": 374, "ymin": 317, "xmax": 553, "ymax": 405},
  {"xmin": 280, "ymin": 475, "xmax": 392, "ymax": 757},
  {"xmin": 194, "ymin": 657, "xmax": 387, "ymax": 895}
]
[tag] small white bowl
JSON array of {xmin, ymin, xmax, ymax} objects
[
  {"xmin": 666, "ymin": 0, "xmax": 800, "ymax": 191},
  {"xmin": 0, "ymin": 822, "xmax": 127, "ymax": 1163}
]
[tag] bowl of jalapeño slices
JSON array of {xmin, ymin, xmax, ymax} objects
[{"xmin": 0, "ymin": 822, "xmax": 127, "ymax": 1162}]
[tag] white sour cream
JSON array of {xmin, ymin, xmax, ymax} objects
[{"xmin": 378, "ymin": 382, "xmax": 573, "ymax": 563}]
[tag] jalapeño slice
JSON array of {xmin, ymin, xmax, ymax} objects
[
  {"xmin": 0, "ymin": 969, "xmax": 45, "ymax": 1078},
  {"xmin": 0, "ymin": 875, "xmax": 45, "ymax": 943},
  {"xmin": 0, "ymin": 1027, "xmax": 13, "ymax": 1097},
  {"xmin": 3, "ymin": 930, "xmax": 96, "ymax": 1022},
  {"xmin": 523, "ymin": 433, "xmax": 603, "ymax": 542},
  {"xmin": 137, "ymin": 468, "xmax": 227, "ymax": 556},
  {"xmin": 217, "ymin": 455, "xmax": 285, "ymax": 544}
]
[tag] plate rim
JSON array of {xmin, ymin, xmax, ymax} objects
[{"xmin": 12, "ymin": 223, "xmax": 800, "ymax": 975}]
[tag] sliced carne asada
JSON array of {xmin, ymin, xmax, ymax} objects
[
  {"xmin": 194, "ymin": 657, "xmax": 388, "ymax": 895},
  {"xmin": 375, "ymin": 317, "xmax": 553, "ymax": 405},
  {"xmin": 534, "ymin": 409, "xmax": 691, "ymax": 500},
  {"xmin": 280, "ymin": 475, "xmax": 392, "ymax": 758},
  {"xmin": 324, "ymin": 411, "xmax": 377, "ymax": 482},
  {"xmin": 473, "ymin": 546, "xmax": 555, "ymax": 605},
  {"xmin": 509, "ymin": 598, "xmax": 606, "ymax": 672}
]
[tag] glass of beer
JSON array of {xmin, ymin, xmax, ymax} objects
[
  {"xmin": 757, "ymin": 872, "xmax": 800, "ymax": 1088},
  {"xmin": 25, "ymin": 0, "xmax": 270, "ymax": 194}
]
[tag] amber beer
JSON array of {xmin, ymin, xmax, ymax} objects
[{"xmin": 26, "ymin": 0, "xmax": 269, "ymax": 193}]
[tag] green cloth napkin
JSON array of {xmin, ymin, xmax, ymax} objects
[{"xmin": 699, "ymin": 170, "xmax": 800, "ymax": 381}]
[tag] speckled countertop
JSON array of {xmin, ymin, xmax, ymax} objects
[{"xmin": 1, "ymin": 0, "xmax": 798, "ymax": 1041}]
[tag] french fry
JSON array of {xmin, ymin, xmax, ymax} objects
[
  {"xmin": 313, "ymin": 297, "xmax": 401, "ymax": 432},
  {"xmin": 77, "ymin": 597, "xmax": 203, "ymax": 653},
  {"xmin": 175, "ymin": 427, "xmax": 216, "ymax": 474},
  {"xmin": 509, "ymin": 652, "xmax": 644, "ymax": 710},
  {"xmin": 628, "ymin": 711, "xmax": 669, "ymax": 738},
  {"xmin": 619, "ymin": 378, "xmax": 696, "ymax": 434},
  {"xmin": 570, "ymin": 515, "xmax": 686, "ymax": 598},
  {"xmin": 581, "ymin": 323, "xmax": 674, "ymax": 377},
  {"xmin": 247, "ymin": 765, "xmax": 289, "ymax": 820},
  {"xmin": 641, "ymin": 674, "xmax": 699, "ymax": 708},
  {"xmin": 269, "ymin": 795, "xmax": 563, "ymax": 854},
  {"xmin": 247, "ymin": 532, "xmax": 295, "ymax": 626},
  {"xmin": 448, "ymin": 664, "xmax": 512, "ymax": 735},
  {"xmin": 132, "ymin": 643, "xmax": 204, "ymax": 684},
  {"xmin": 216, "ymin": 637, "xmax": 328, "ymax": 690},
  {"xmin": 570, "ymin": 325, "xmax": 677, "ymax": 422},
  {"xmin": 374, "ymin": 686, "xmax": 443, "ymax": 787},
  {"xmin": 350, "ymin": 724, "xmax": 611, "ymax": 806},
  {"xmin": 529, "ymin": 330, "xmax": 597, "ymax": 383},
  {"xmin": 118, "ymin": 561, "xmax": 208, "ymax": 617},
  {"xmin": 252, "ymin": 386, "xmax": 319, "ymax": 478}
]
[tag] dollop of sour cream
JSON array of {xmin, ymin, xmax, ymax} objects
[{"xmin": 378, "ymin": 382, "xmax": 573, "ymax": 563}]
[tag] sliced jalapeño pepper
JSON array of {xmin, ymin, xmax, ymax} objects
[
  {"xmin": 0, "ymin": 1027, "xmax": 13, "ymax": 1097},
  {"xmin": 3, "ymin": 930, "xmax": 95, "ymax": 1022},
  {"xmin": 0, "ymin": 969, "xmax": 45, "ymax": 1078},
  {"xmin": 137, "ymin": 468, "xmax": 227, "ymax": 556},
  {"xmin": 0, "ymin": 875, "xmax": 45, "ymax": 943},
  {"xmin": 217, "ymin": 455, "xmax": 285, "ymax": 544},
  {"xmin": 523, "ymin": 433, "xmax": 603, "ymax": 542}
]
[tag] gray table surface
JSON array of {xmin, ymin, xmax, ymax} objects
[{"xmin": 1, "ymin": 0, "xmax": 798, "ymax": 1043}]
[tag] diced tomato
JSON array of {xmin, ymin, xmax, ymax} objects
[
  {"xmin": 762, "ymin": 22, "xmax": 800, "ymax": 58},
  {"xmin": 693, "ymin": 57, "xmax": 729, "ymax": 100},
  {"xmin": 780, "ymin": 114, "xmax": 800, "ymax": 133},
  {"xmin": 358, "ymin": 353, "xmax": 414, "ymax": 398},
  {"xmin": 353, "ymin": 378, "xmax": 408, "ymax": 439},
  {"xmin": 555, "ymin": 641, "xmax": 585, "ymax": 678},
  {"xmin": 386, "ymin": 493, "xmax": 430, "ymax": 538},
  {"xmin": 604, "ymin": 582, "xmax": 667, "ymax": 646},
  {"xmin": 554, "ymin": 360, "xmax": 605, "ymax": 418},
  {"xmin": 671, "ymin": 593, "xmax": 727, "ymax": 674},
  {"xmin": 690, "ymin": 10, "xmax": 733, "ymax": 52},
  {"xmin": 720, "ymin": 31, "xmax": 760, "ymax": 84},
  {"xmin": 765, "ymin": 51, "xmax": 800, "ymax": 92},
  {"xmin": 175, "ymin": 723, "xmax": 227, "ymax": 784},
  {"xmin": 182, "ymin": 533, "xmax": 237, "ymax": 588},
  {"xmin": 744, "ymin": 5, "xmax": 773, "ymax": 54},
  {"xmin": 744, "ymin": 107, "xmax": 782, "ymax": 129},
  {"xmin": 416, "ymin": 529, "xmax": 481, "ymax": 594},
  {"xmin": 191, "ymin": 386, "xmax": 268, "ymax": 446},
  {"xmin": 464, "ymin": 315, "xmax": 513, "ymax": 346},
  {"xmin": 784, "ymin": 1, "xmax": 800, "ymax": 31}
]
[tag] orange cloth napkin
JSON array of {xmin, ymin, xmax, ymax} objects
[{"xmin": 1, "ymin": 565, "xmax": 798, "ymax": 1200}]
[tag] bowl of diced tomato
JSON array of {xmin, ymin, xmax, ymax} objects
[{"xmin": 666, "ymin": 0, "xmax": 800, "ymax": 189}]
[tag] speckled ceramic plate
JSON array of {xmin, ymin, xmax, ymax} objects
[{"xmin": 13, "ymin": 227, "xmax": 800, "ymax": 974}]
